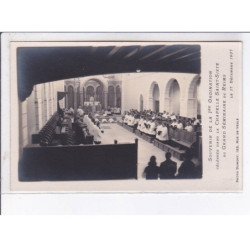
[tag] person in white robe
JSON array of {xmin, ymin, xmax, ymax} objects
[
  {"xmin": 109, "ymin": 117, "xmax": 115, "ymax": 123},
  {"xmin": 170, "ymin": 113, "xmax": 176, "ymax": 120},
  {"xmin": 137, "ymin": 118, "xmax": 144, "ymax": 132},
  {"xmin": 148, "ymin": 119, "xmax": 156, "ymax": 136},
  {"xmin": 77, "ymin": 106, "xmax": 84, "ymax": 117},
  {"xmin": 185, "ymin": 122, "xmax": 194, "ymax": 132},
  {"xmin": 176, "ymin": 120, "xmax": 184, "ymax": 130},
  {"xmin": 171, "ymin": 119, "xmax": 178, "ymax": 128},
  {"xmin": 93, "ymin": 124, "xmax": 102, "ymax": 144},
  {"xmin": 158, "ymin": 123, "xmax": 169, "ymax": 142},
  {"xmin": 156, "ymin": 122, "xmax": 163, "ymax": 140}
]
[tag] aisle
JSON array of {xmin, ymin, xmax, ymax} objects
[{"xmin": 100, "ymin": 123, "xmax": 182, "ymax": 179}]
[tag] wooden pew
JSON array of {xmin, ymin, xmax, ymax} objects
[
  {"xmin": 153, "ymin": 140, "xmax": 185, "ymax": 160},
  {"xmin": 19, "ymin": 140, "xmax": 138, "ymax": 181},
  {"xmin": 169, "ymin": 127, "xmax": 196, "ymax": 148}
]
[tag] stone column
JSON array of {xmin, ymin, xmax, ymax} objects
[
  {"xmin": 80, "ymin": 91, "xmax": 83, "ymax": 106},
  {"xmin": 74, "ymin": 89, "xmax": 77, "ymax": 111},
  {"xmin": 104, "ymin": 91, "xmax": 108, "ymax": 109}
]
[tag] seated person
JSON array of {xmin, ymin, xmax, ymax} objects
[
  {"xmin": 123, "ymin": 113, "xmax": 129, "ymax": 124},
  {"xmin": 193, "ymin": 117, "xmax": 200, "ymax": 126},
  {"xmin": 93, "ymin": 125, "xmax": 102, "ymax": 144},
  {"xmin": 185, "ymin": 122, "xmax": 194, "ymax": 132},
  {"xmin": 170, "ymin": 113, "xmax": 176, "ymax": 120},
  {"xmin": 171, "ymin": 119, "xmax": 178, "ymax": 128},
  {"xmin": 141, "ymin": 118, "xmax": 147, "ymax": 134},
  {"xmin": 68, "ymin": 107, "xmax": 74, "ymax": 115},
  {"xmin": 159, "ymin": 152, "xmax": 177, "ymax": 179},
  {"xmin": 77, "ymin": 106, "xmax": 84, "ymax": 117},
  {"xmin": 102, "ymin": 118, "xmax": 108, "ymax": 123},
  {"xmin": 107, "ymin": 107, "xmax": 112, "ymax": 115},
  {"xmin": 108, "ymin": 117, "xmax": 115, "ymax": 123},
  {"xmin": 143, "ymin": 118, "xmax": 151, "ymax": 135},
  {"xmin": 143, "ymin": 156, "xmax": 159, "ymax": 180},
  {"xmin": 176, "ymin": 120, "xmax": 184, "ymax": 130},
  {"xmin": 137, "ymin": 117, "xmax": 144, "ymax": 132},
  {"xmin": 177, "ymin": 151, "xmax": 198, "ymax": 178},
  {"xmin": 148, "ymin": 118, "xmax": 157, "ymax": 136},
  {"xmin": 162, "ymin": 111, "xmax": 170, "ymax": 119},
  {"xmin": 156, "ymin": 121, "xmax": 163, "ymax": 140},
  {"xmin": 157, "ymin": 123, "xmax": 169, "ymax": 143},
  {"xmin": 127, "ymin": 115, "xmax": 135, "ymax": 127}
]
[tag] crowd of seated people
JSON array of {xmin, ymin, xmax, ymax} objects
[
  {"xmin": 82, "ymin": 113, "xmax": 104, "ymax": 144},
  {"xmin": 144, "ymin": 152, "xmax": 202, "ymax": 179},
  {"xmin": 62, "ymin": 106, "xmax": 104, "ymax": 144},
  {"xmin": 109, "ymin": 107, "xmax": 121, "ymax": 114},
  {"xmin": 122, "ymin": 109, "xmax": 202, "ymax": 143}
]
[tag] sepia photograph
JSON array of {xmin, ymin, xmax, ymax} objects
[
  {"xmin": 16, "ymin": 43, "xmax": 202, "ymax": 183},
  {"xmin": 5, "ymin": 39, "xmax": 242, "ymax": 192}
]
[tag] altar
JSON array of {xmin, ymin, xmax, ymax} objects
[{"xmin": 83, "ymin": 96, "xmax": 102, "ymax": 112}]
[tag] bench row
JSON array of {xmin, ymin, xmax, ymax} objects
[{"xmin": 118, "ymin": 123, "xmax": 185, "ymax": 160}]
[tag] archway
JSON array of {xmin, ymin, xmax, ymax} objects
[
  {"xmin": 86, "ymin": 85, "xmax": 95, "ymax": 101},
  {"xmin": 149, "ymin": 82, "xmax": 160, "ymax": 112},
  {"xmin": 139, "ymin": 94, "xmax": 144, "ymax": 111},
  {"xmin": 67, "ymin": 85, "xmax": 74, "ymax": 109},
  {"xmin": 116, "ymin": 85, "xmax": 121, "ymax": 108},
  {"xmin": 85, "ymin": 79, "xmax": 105, "ymax": 108},
  {"xmin": 187, "ymin": 75, "xmax": 201, "ymax": 118},
  {"xmin": 96, "ymin": 85, "xmax": 104, "ymax": 107},
  {"xmin": 164, "ymin": 79, "xmax": 180, "ymax": 115},
  {"xmin": 108, "ymin": 85, "xmax": 115, "ymax": 107}
]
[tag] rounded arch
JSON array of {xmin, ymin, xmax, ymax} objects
[
  {"xmin": 84, "ymin": 78, "xmax": 105, "ymax": 107},
  {"xmin": 187, "ymin": 75, "xmax": 201, "ymax": 118},
  {"xmin": 86, "ymin": 85, "xmax": 95, "ymax": 101},
  {"xmin": 96, "ymin": 85, "xmax": 104, "ymax": 103},
  {"xmin": 149, "ymin": 82, "xmax": 160, "ymax": 112},
  {"xmin": 84, "ymin": 78, "xmax": 105, "ymax": 89},
  {"xmin": 139, "ymin": 94, "xmax": 144, "ymax": 111},
  {"xmin": 67, "ymin": 85, "xmax": 74, "ymax": 109},
  {"xmin": 164, "ymin": 79, "xmax": 180, "ymax": 115}
]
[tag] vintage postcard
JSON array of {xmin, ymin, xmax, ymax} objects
[{"xmin": 2, "ymin": 37, "xmax": 242, "ymax": 192}]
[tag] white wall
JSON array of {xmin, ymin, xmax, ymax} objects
[
  {"xmin": 121, "ymin": 72, "xmax": 200, "ymax": 117},
  {"xmin": 21, "ymin": 80, "xmax": 65, "ymax": 147},
  {"xmin": 20, "ymin": 73, "xmax": 200, "ymax": 147}
]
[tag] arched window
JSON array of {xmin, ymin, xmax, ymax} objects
[
  {"xmin": 164, "ymin": 79, "xmax": 180, "ymax": 115},
  {"xmin": 108, "ymin": 85, "xmax": 115, "ymax": 107},
  {"xmin": 187, "ymin": 75, "xmax": 201, "ymax": 118},
  {"xmin": 149, "ymin": 82, "xmax": 160, "ymax": 112},
  {"xmin": 96, "ymin": 85, "xmax": 104, "ymax": 104},
  {"xmin": 86, "ymin": 85, "xmax": 95, "ymax": 101}
]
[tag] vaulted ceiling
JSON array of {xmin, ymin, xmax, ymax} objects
[{"xmin": 17, "ymin": 44, "xmax": 201, "ymax": 101}]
